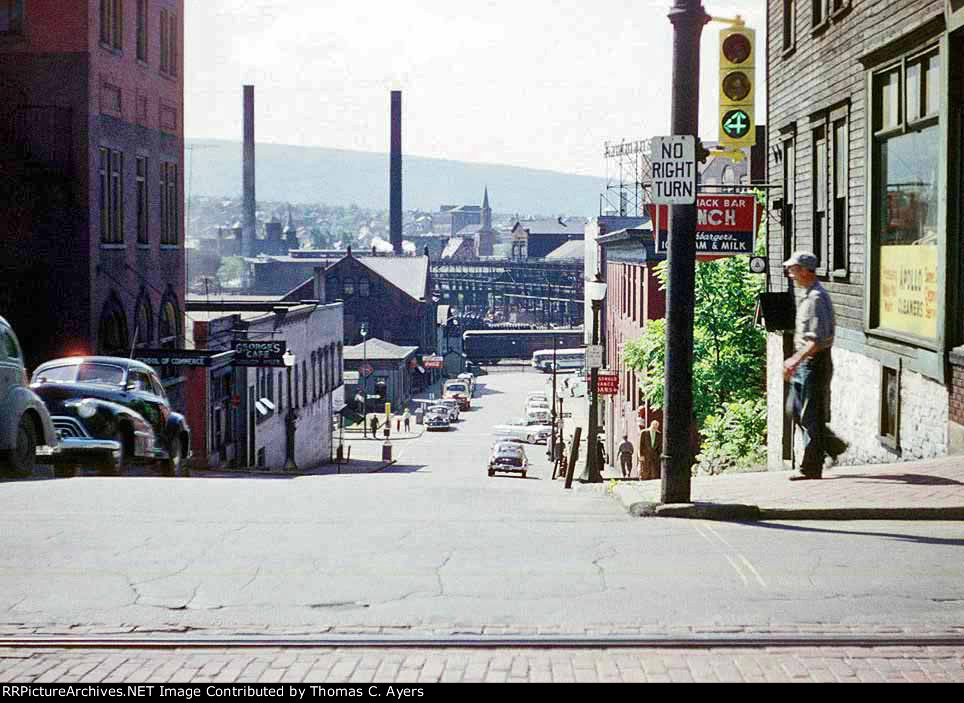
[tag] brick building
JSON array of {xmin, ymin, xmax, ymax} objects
[
  {"xmin": 766, "ymin": 1, "xmax": 964, "ymax": 465},
  {"xmin": 0, "ymin": 0, "xmax": 186, "ymax": 406}
]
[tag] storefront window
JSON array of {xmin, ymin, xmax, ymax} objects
[{"xmin": 872, "ymin": 47, "xmax": 940, "ymax": 341}]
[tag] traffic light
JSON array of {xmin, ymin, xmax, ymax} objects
[{"xmin": 718, "ymin": 26, "xmax": 756, "ymax": 149}]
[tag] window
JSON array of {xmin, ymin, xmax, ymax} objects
[
  {"xmin": 136, "ymin": 157, "xmax": 148, "ymax": 244},
  {"xmin": 2, "ymin": 331, "xmax": 20, "ymax": 359},
  {"xmin": 159, "ymin": 8, "xmax": 168, "ymax": 73},
  {"xmin": 812, "ymin": 124, "xmax": 827, "ymax": 272},
  {"xmin": 136, "ymin": 0, "xmax": 148, "ymax": 62},
  {"xmin": 160, "ymin": 9, "xmax": 177, "ymax": 76},
  {"xmin": 134, "ymin": 292, "xmax": 152, "ymax": 346},
  {"xmin": 812, "ymin": 0, "xmax": 828, "ymax": 28},
  {"xmin": 160, "ymin": 162, "xmax": 178, "ymax": 244},
  {"xmin": 359, "ymin": 277, "xmax": 370, "ymax": 297},
  {"xmin": 783, "ymin": 0, "xmax": 797, "ymax": 51},
  {"xmin": 302, "ymin": 360, "xmax": 308, "ymax": 406},
  {"xmin": 311, "ymin": 351, "xmax": 317, "ymax": 400},
  {"xmin": 158, "ymin": 294, "xmax": 179, "ymax": 344},
  {"xmin": 99, "ymin": 148, "xmax": 110, "ymax": 242},
  {"xmin": 783, "ymin": 133, "xmax": 797, "ymax": 262},
  {"xmin": 100, "ymin": 0, "xmax": 123, "ymax": 50},
  {"xmin": 871, "ymin": 47, "xmax": 940, "ymax": 341},
  {"xmin": 880, "ymin": 364, "xmax": 900, "ymax": 449},
  {"xmin": 336, "ymin": 343, "xmax": 343, "ymax": 386},
  {"xmin": 277, "ymin": 371, "xmax": 284, "ymax": 413},
  {"xmin": 831, "ymin": 115, "xmax": 848, "ymax": 274},
  {"xmin": 0, "ymin": 0, "xmax": 23, "ymax": 35},
  {"xmin": 343, "ymin": 278, "xmax": 355, "ymax": 298},
  {"xmin": 101, "ymin": 148, "xmax": 124, "ymax": 244},
  {"xmin": 293, "ymin": 363, "xmax": 299, "ymax": 408},
  {"xmin": 168, "ymin": 12, "xmax": 177, "ymax": 76},
  {"xmin": 99, "ymin": 295, "xmax": 129, "ymax": 354}
]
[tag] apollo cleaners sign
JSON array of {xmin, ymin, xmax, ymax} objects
[{"xmin": 649, "ymin": 194, "xmax": 762, "ymax": 257}]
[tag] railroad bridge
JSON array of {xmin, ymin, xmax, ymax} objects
[{"xmin": 430, "ymin": 259, "xmax": 584, "ymax": 327}]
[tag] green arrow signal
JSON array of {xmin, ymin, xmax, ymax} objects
[{"xmin": 722, "ymin": 109, "xmax": 751, "ymax": 138}]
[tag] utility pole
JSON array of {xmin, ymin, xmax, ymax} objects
[{"xmin": 661, "ymin": 0, "xmax": 708, "ymax": 504}]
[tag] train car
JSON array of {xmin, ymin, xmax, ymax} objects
[{"xmin": 462, "ymin": 329, "xmax": 584, "ymax": 363}]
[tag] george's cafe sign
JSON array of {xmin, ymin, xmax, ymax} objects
[{"xmin": 648, "ymin": 194, "xmax": 763, "ymax": 257}]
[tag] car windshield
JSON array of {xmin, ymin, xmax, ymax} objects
[
  {"xmin": 446, "ymin": 384, "xmax": 467, "ymax": 392},
  {"xmin": 493, "ymin": 444, "xmax": 523, "ymax": 455},
  {"xmin": 35, "ymin": 363, "xmax": 125, "ymax": 387}
]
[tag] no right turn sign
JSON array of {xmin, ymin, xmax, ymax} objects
[{"xmin": 651, "ymin": 135, "xmax": 696, "ymax": 205}]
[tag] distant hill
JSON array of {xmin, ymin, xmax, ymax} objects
[{"xmin": 186, "ymin": 139, "xmax": 606, "ymax": 216}]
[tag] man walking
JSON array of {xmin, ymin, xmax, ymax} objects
[
  {"xmin": 617, "ymin": 434, "xmax": 635, "ymax": 479},
  {"xmin": 783, "ymin": 251, "xmax": 847, "ymax": 480}
]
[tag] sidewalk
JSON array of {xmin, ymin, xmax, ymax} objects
[{"xmin": 609, "ymin": 455, "xmax": 964, "ymax": 521}]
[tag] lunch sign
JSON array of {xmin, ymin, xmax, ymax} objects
[{"xmin": 648, "ymin": 194, "xmax": 762, "ymax": 257}]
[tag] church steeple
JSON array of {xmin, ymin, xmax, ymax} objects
[{"xmin": 481, "ymin": 187, "xmax": 491, "ymax": 230}]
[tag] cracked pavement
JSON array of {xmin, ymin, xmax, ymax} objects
[{"xmin": 0, "ymin": 371, "xmax": 961, "ymax": 635}]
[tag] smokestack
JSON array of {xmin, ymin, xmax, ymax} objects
[
  {"xmin": 390, "ymin": 90, "xmax": 403, "ymax": 256},
  {"xmin": 242, "ymin": 85, "xmax": 256, "ymax": 258}
]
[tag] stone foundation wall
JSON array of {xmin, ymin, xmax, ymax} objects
[{"xmin": 768, "ymin": 338, "xmax": 948, "ymax": 467}]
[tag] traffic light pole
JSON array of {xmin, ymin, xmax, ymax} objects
[{"xmin": 661, "ymin": 0, "xmax": 708, "ymax": 504}]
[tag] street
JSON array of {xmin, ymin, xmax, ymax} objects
[{"xmin": 0, "ymin": 369, "xmax": 961, "ymax": 634}]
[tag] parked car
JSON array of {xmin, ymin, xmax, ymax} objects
[
  {"xmin": 525, "ymin": 408, "xmax": 552, "ymax": 426},
  {"xmin": 425, "ymin": 410, "xmax": 451, "ymax": 431},
  {"xmin": 443, "ymin": 381, "xmax": 472, "ymax": 410},
  {"xmin": 492, "ymin": 419, "xmax": 552, "ymax": 444},
  {"xmin": 0, "ymin": 316, "xmax": 58, "ymax": 478},
  {"xmin": 526, "ymin": 400, "xmax": 551, "ymax": 414},
  {"xmin": 465, "ymin": 361, "xmax": 488, "ymax": 377},
  {"xmin": 457, "ymin": 372, "xmax": 475, "ymax": 392},
  {"xmin": 428, "ymin": 403, "xmax": 458, "ymax": 423},
  {"xmin": 436, "ymin": 399, "xmax": 461, "ymax": 422},
  {"xmin": 488, "ymin": 441, "xmax": 528, "ymax": 478},
  {"xmin": 31, "ymin": 357, "xmax": 190, "ymax": 477},
  {"xmin": 526, "ymin": 392, "xmax": 548, "ymax": 403}
]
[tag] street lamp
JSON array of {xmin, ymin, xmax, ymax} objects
[
  {"xmin": 283, "ymin": 349, "xmax": 298, "ymax": 472},
  {"xmin": 360, "ymin": 322, "xmax": 369, "ymax": 437},
  {"xmin": 582, "ymin": 274, "xmax": 607, "ymax": 483}
]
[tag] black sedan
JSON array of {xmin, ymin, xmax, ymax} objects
[{"xmin": 31, "ymin": 357, "xmax": 190, "ymax": 477}]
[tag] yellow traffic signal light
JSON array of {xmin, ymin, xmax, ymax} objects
[{"xmin": 719, "ymin": 26, "xmax": 755, "ymax": 149}]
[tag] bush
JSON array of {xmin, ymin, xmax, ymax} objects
[{"xmin": 695, "ymin": 397, "xmax": 768, "ymax": 475}]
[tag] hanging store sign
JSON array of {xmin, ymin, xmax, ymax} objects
[
  {"xmin": 232, "ymin": 340, "xmax": 288, "ymax": 367},
  {"xmin": 134, "ymin": 349, "xmax": 223, "ymax": 367},
  {"xmin": 424, "ymin": 356, "xmax": 444, "ymax": 369},
  {"xmin": 589, "ymin": 372, "xmax": 620, "ymax": 396},
  {"xmin": 649, "ymin": 194, "xmax": 762, "ymax": 257}
]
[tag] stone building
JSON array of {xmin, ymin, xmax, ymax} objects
[
  {"xmin": 0, "ymin": 0, "xmax": 186, "ymax": 412},
  {"xmin": 766, "ymin": 0, "xmax": 964, "ymax": 465}
]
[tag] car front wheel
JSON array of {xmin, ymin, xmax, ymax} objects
[
  {"xmin": 3, "ymin": 415, "xmax": 36, "ymax": 478},
  {"xmin": 160, "ymin": 437, "xmax": 186, "ymax": 477},
  {"xmin": 98, "ymin": 430, "xmax": 126, "ymax": 477}
]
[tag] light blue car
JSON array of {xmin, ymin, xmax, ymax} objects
[{"xmin": 0, "ymin": 316, "xmax": 58, "ymax": 478}]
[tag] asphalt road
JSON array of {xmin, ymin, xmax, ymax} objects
[{"xmin": 0, "ymin": 369, "xmax": 961, "ymax": 633}]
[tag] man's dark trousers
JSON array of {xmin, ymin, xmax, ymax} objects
[{"xmin": 792, "ymin": 350, "xmax": 832, "ymax": 475}]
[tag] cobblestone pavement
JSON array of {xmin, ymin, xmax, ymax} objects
[{"xmin": 0, "ymin": 645, "xmax": 962, "ymax": 683}]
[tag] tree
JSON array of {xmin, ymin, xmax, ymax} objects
[
  {"xmin": 217, "ymin": 256, "xmax": 245, "ymax": 286},
  {"xmin": 624, "ymin": 253, "xmax": 767, "ymax": 472}
]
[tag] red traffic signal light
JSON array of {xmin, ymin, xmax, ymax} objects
[{"xmin": 722, "ymin": 33, "xmax": 751, "ymax": 64}]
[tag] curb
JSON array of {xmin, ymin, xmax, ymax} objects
[{"xmin": 614, "ymin": 485, "xmax": 964, "ymax": 521}]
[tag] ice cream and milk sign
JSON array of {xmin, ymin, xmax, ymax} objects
[{"xmin": 648, "ymin": 135, "xmax": 761, "ymax": 256}]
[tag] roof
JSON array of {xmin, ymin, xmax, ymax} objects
[
  {"xmin": 544, "ymin": 240, "xmax": 586, "ymax": 260},
  {"xmin": 513, "ymin": 218, "xmax": 588, "ymax": 236},
  {"xmin": 343, "ymin": 338, "xmax": 418, "ymax": 361},
  {"xmin": 356, "ymin": 256, "xmax": 430, "ymax": 301},
  {"xmin": 441, "ymin": 237, "xmax": 473, "ymax": 259}
]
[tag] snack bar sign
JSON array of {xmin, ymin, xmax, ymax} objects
[
  {"xmin": 232, "ymin": 340, "xmax": 288, "ymax": 367},
  {"xmin": 649, "ymin": 194, "xmax": 762, "ymax": 257}
]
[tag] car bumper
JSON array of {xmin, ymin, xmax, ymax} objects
[{"xmin": 35, "ymin": 438, "xmax": 122, "ymax": 465}]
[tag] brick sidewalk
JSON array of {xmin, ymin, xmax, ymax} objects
[
  {"xmin": 0, "ymin": 645, "xmax": 961, "ymax": 682},
  {"xmin": 611, "ymin": 455, "xmax": 964, "ymax": 517}
]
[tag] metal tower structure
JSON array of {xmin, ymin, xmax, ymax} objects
[{"xmin": 600, "ymin": 138, "xmax": 653, "ymax": 217}]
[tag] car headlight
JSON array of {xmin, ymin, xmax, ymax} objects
[{"xmin": 66, "ymin": 399, "xmax": 98, "ymax": 419}]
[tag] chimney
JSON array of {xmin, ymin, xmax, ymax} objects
[
  {"xmin": 390, "ymin": 90, "xmax": 403, "ymax": 256},
  {"xmin": 242, "ymin": 85, "xmax": 256, "ymax": 258}
]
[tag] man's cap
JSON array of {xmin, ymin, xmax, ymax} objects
[{"xmin": 782, "ymin": 251, "xmax": 819, "ymax": 271}]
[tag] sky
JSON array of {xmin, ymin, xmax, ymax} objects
[{"xmin": 186, "ymin": 1, "xmax": 767, "ymax": 178}]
